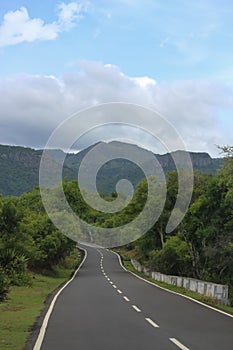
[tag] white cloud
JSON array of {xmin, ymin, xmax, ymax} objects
[
  {"xmin": 0, "ymin": 2, "xmax": 87, "ymax": 47},
  {"xmin": 131, "ymin": 76, "xmax": 156, "ymax": 88},
  {"xmin": 0, "ymin": 60, "xmax": 232, "ymax": 156},
  {"xmin": 57, "ymin": 2, "xmax": 87, "ymax": 30}
]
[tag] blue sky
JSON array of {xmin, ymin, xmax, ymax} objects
[{"xmin": 0, "ymin": 0, "xmax": 233, "ymax": 156}]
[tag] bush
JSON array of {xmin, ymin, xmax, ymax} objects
[
  {"xmin": 148, "ymin": 236, "xmax": 192, "ymax": 276},
  {"xmin": 0, "ymin": 248, "xmax": 31, "ymax": 286}
]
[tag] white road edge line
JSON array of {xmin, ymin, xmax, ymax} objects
[
  {"xmin": 33, "ymin": 247, "xmax": 88, "ymax": 350},
  {"xmin": 111, "ymin": 250, "xmax": 233, "ymax": 319},
  {"xmin": 132, "ymin": 305, "xmax": 141, "ymax": 312},
  {"xmin": 145, "ymin": 317, "xmax": 159, "ymax": 328},
  {"xmin": 169, "ymin": 338, "xmax": 190, "ymax": 350}
]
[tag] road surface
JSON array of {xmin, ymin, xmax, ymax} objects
[{"xmin": 35, "ymin": 245, "xmax": 233, "ymax": 350}]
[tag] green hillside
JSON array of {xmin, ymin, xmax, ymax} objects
[{"xmin": 0, "ymin": 143, "xmax": 224, "ymax": 197}]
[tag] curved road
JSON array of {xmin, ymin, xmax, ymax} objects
[{"xmin": 35, "ymin": 245, "xmax": 233, "ymax": 350}]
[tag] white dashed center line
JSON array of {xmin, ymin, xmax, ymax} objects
[
  {"xmin": 169, "ymin": 338, "xmax": 190, "ymax": 350},
  {"xmin": 123, "ymin": 296, "xmax": 130, "ymax": 302},
  {"xmin": 145, "ymin": 318, "xmax": 159, "ymax": 328},
  {"xmin": 132, "ymin": 305, "xmax": 141, "ymax": 312},
  {"xmin": 117, "ymin": 290, "xmax": 122, "ymax": 294}
]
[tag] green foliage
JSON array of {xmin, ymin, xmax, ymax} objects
[
  {"xmin": 0, "ymin": 187, "xmax": 76, "ymax": 302},
  {"xmin": 0, "ymin": 248, "xmax": 29, "ymax": 285},
  {"xmin": 127, "ymin": 147, "xmax": 233, "ymax": 304},
  {"xmin": 148, "ymin": 236, "xmax": 192, "ymax": 275}
]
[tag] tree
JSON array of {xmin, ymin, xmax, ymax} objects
[{"xmin": 148, "ymin": 236, "xmax": 192, "ymax": 275}]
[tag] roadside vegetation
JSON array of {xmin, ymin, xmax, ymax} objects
[{"xmin": 124, "ymin": 146, "xmax": 233, "ymax": 306}]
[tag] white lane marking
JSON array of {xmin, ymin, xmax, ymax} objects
[
  {"xmin": 123, "ymin": 296, "xmax": 130, "ymax": 301},
  {"xmin": 169, "ymin": 338, "xmax": 190, "ymax": 350},
  {"xmin": 117, "ymin": 290, "xmax": 122, "ymax": 294},
  {"xmin": 145, "ymin": 317, "xmax": 159, "ymax": 328},
  {"xmin": 113, "ymin": 285, "xmax": 117, "ymax": 288},
  {"xmin": 132, "ymin": 305, "xmax": 141, "ymax": 312},
  {"xmin": 33, "ymin": 248, "xmax": 88, "ymax": 350},
  {"xmin": 107, "ymin": 278, "xmax": 110, "ymax": 281},
  {"xmin": 110, "ymin": 281, "xmax": 113, "ymax": 284},
  {"xmin": 111, "ymin": 250, "xmax": 233, "ymax": 319}
]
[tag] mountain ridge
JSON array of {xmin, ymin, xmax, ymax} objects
[{"xmin": 0, "ymin": 143, "xmax": 224, "ymax": 196}]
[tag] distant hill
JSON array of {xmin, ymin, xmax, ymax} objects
[
  {"xmin": 0, "ymin": 143, "xmax": 224, "ymax": 197},
  {"xmin": 0, "ymin": 145, "xmax": 75, "ymax": 196}
]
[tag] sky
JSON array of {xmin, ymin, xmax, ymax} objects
[{"xmin": 0, "ymin": 0, "xmax": 233, "ymax": 156}]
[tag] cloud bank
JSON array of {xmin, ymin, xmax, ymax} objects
[{"xmin": 0, "ymin": 60, "xmax": 232, "ymax": 156}]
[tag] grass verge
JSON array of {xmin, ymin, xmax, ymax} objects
[
  {"xmin": 115, "ymin": 249, "xmax": 233, "ymax": 315},
  {"xmin": 0, "ymin": 249, "xmax": 82, "ymax": 350}
]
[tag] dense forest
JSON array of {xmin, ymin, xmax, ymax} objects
[{"xmin": 0, "ymin": 146, "xmax": 232, "ymax": 304}]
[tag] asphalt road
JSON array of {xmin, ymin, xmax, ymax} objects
[{"xmin": 36, "ymin": 245, "xmax": 233, "ymax": 350}]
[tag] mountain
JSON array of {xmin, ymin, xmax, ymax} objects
[
  {"xmin": 0, "ymin": 145, "xmax": 75, "ymax": 196},
  {"xmin": 0, "ymin": 142, "xmax": 224, "ymax": 197}
]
